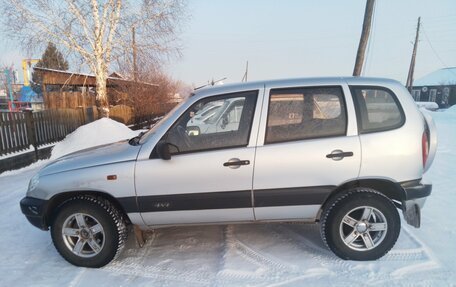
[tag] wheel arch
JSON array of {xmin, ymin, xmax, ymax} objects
[
  {"xmin": 44, "ymin": 190, "xmax": 132, "ymax": 228},
  {"xmin": 318, "ymin": 178, "xmax": 406, "ymax": 220}
]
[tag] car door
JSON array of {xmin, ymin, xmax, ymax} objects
[
  {"xmin": 252, "ymin": 83, "xmax": 361, "ymax": 221},
  {"xmin": 135, "ymin": 89, "xmax": 262, "ymax": 226}
]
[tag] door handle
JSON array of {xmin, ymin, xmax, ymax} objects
[
  {"xmin": 326, "ymin": 150, "xmax": 353, "ymax": 160},
  {"xmin": 223, "ymin": 158, "xmax": 250, "ymax": 169}
]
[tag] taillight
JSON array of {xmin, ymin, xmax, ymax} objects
[{"xmin": 422, "ymin": 131, "xmax": 429, "ymax": 168}]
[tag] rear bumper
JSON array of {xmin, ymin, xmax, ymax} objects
[
  {"xmin": 20, "ymin": 197, "xmax": 49, "ymax": 231},
  {"xmin": 400, "ymin": 181, "xmax": 432, "ymax": 228},
  {"xmin": 401, "ymin": 180, "xmax": 432, "ymax": 200}
]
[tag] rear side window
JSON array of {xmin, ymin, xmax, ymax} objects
[
  {"xmin": 265, "ymin": 86, "xmax": 347, "ymax": 144},
  {"xmin": 350, "ymin": 86, "xmax": 404, "ymax": 133}
]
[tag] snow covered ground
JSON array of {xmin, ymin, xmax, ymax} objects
[{"xmin": 1, "ymin": 112, "xmax": 455, "ymax": 286}]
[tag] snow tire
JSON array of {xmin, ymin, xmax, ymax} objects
[
  {"xmin": 50, "ymin": 195, "xmax": 128, "ymax": 268},
  {"xmin": 320, "ymin": 188, "xmax": 400, "ymax": 260}
]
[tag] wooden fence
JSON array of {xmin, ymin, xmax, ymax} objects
[
  {"xmin": 0, "ymin": 103, "xmax": 173, "ymax": 160},
  {"xmin": 0, "ymin": 109, "xmax": 88, "ymax": 157}
]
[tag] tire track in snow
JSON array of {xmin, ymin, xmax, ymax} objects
[
  {"xmin": 218, "ymin": 224, "xmax": 338, "ymax": 285},
  {"xmin": 267, "ymin": 222, "xmax": 440, "ymax": 285},
  {"xmin": 101, "ymin": 223, "xmax": 440, "ymax": 286},
  {"xmin": 389, "ymin": 225, "xmax": 440, "ymax": 277},
  {"xmin": 226, "ymin": 225, "xmax": 293, "ymax": 274},
  {"xmin": 104, "ymin": 229, "xmax": 212, "ymax": 286},
  {"xmin": 282, "ymin": 222, "xmax": 431, "ymax": 262},
  {"xmin": 215, "ymin": 225, "xmax": 301, "ymax": 285},
  {"xmin": 270, "ymin": 223, "xmax": 354, "ymax": 271},
  {"xmin": 211, "ymin": 225, "xmax": 231, "ymax": 286},
  {"xmin": 67, "ymin": 268, "xmax": 86, "ymax": 287}
]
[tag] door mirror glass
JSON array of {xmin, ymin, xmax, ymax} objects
[{"xmin": 156, "ymin": 141, "xmax": 171, "ymax": 160}]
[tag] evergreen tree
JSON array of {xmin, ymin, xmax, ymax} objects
[{"xmin": 32, "ymin": 42, "xmax": 69, "ymax": 92}]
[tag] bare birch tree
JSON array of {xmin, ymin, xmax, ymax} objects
[{"xmin": 0, "ymin": 0, "xmax": 185, "ymax": 117}]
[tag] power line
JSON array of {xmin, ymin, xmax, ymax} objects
[{"xmin": 421, "ymin": 23, "xmax": 456, "ymax": 77}]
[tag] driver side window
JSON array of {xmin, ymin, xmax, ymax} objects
[{"xmin": 164, "ymin": 91, "xmax": 258, "ymax": 154}]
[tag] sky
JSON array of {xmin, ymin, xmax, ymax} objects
[
  {"xmin": 165, "ymin": 0, "xmax": 456, "ymax": 86},
  {"xmin": 1, "ymin": 0, "xmax": 455, "ymax": 87}
]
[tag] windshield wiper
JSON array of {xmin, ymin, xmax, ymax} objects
[{"xmin": 128, "ymin": 131, "xmax": 145, "ymax": 146}]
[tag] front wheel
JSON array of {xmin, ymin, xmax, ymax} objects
[
  {"xmin": 320, "ymin": 188, "xmax": 400, "ymax": 260},
  {"xmin": 51, "ymin": 196, "xmax": 128, "ymax": 268}
]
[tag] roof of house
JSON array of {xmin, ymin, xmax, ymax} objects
[
  {"xmin": 33, "ymin": 67, "xmax": 158, "ymax": 87},
  {"xmin": 414, "ymin": 67, "xmax": 456, "ymax": 86}
]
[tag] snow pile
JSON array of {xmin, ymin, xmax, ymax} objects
[
  {"xmin": 50, "ymin": 118, "xmax": 139, "ymax": 159},
  {"xmin": 416, "ymin": 101, "xmax": 439, "ymax": 111}
]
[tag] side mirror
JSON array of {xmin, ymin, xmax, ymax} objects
[{"xmin": 156, "ymin": 141, "xmax": 171, "ymax": 160}]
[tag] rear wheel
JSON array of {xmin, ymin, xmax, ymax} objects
[
  {"xmin": 320, "ymin": 188, "xmax": 400, "ymax": 260},
  {"xmin": 51, "ymin": 195, "xmax": 128, "ymax": 268}
]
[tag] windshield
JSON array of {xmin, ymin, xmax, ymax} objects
[
  {"xmin": 205, "ymin": 100, "xmax": 230, "ymax": 124},
  {"xmin": 138, "ymin": 100, "xmax": 187, "ymax": 144},
  {"xmin": 194, "ymin": 102, "xmax": 222, "ymax": 118}
]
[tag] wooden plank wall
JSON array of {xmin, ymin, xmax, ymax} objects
[
  {"xmin": 110, "ymin": 105, "xmax": 134, "ymax": 125},
  {"xmin": 44, "ymin": 91, "xmax": 96, "ymax": 109}
]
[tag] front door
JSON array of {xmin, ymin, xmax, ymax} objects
[
  {"xmin": 135, "ymin": 90, "xmax": 261, "ymax": 226},
  {"xmin": 253, "ymin": 84, "xmax": 361, "ymax": 220}
]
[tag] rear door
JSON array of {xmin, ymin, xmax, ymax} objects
[{"xmin": 252, "ymin": 82, "xmax": 361, "ymax": 220}]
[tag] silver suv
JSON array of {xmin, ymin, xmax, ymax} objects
[{"xmin": 20, "ymin": 77, "xmax": 437, "ymax": 268}]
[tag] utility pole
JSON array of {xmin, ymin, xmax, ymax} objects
[
  {"xmin": 353, "ymin": 0, "xmax": 375, "ymax": 76},
  {"xmin": 132, "ymin": 26, "xmax": 138, "ymax": 82},
  {"xmin": 406, "ymin": 17, "xmax": 421, "ymax": 92}
]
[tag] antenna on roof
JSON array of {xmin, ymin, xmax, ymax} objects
[
  {"xmin": 194, "ymin": 77, "xmax": 227, "ymax": 90},
  {"xmin": 242, "ymin": 61, "xmax": 248, "ymax": 82}
]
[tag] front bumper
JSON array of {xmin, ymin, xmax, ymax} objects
[
  {"xmin": 20, "ymin": 197, "xmax": 49, "ymax": 230},
  {"xmin": 400, "ymin": 181, "xmax": 432, "ymax": 228}
]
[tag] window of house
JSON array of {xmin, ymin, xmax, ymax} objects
[
  {"xmin": 412, "ymin": 89, "xmax": 421, "ymax": 101},
  {"xmin": 350, "ymin": 86, "xmax": 404, "ymax": 133},
  {"xmin": 164, "ymin": 91, "xmax": 258, "ymax": 154},
  {"xmin": 429, "ymin": 89, "xmax": 437, "ymax": 102},
  {"xmin": 442, "ymin": 87, "xmax": 450, "ymax": 105},
  {"xmin": 265, "ymin": 86, "xmax": 347, "ymax": 144}
]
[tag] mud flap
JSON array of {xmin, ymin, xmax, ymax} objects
[
  {"xmin": 403, "ymin": 203, "xmax": 421, "ymax": 228},
  {"xmin": 134, "ymin": 225, "xmax": 146, "ymax": 247}
]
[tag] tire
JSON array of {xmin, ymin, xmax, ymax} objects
[
  {"xmin": 51, "ymin": 195, "xmax": 128, "ymax": 268},
  {"xmin": 320, "ymin": 188, "xmax": 400, "ymax": 260}
]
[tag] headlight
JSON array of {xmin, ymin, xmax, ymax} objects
[{"xmin": 28, "ymin": 174, "xmax": 40, "ymax": 192}]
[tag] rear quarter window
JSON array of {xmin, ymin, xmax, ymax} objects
[{"xmin": 350, "ymin": 86, "xmax": 405, "ymax": 133}]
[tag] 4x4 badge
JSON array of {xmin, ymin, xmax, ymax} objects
[{"xmin": 153, "ymin": 202, "xmax": 170, "ymax": 209}]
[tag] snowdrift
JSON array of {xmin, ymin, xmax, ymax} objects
[
  {"xmin": 416, "ymin": 101, "xmax": 439, "ymax": 111},
  {"xmin": 50, "ymin": 118, "xmax": 139, "ymax": 160}
]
